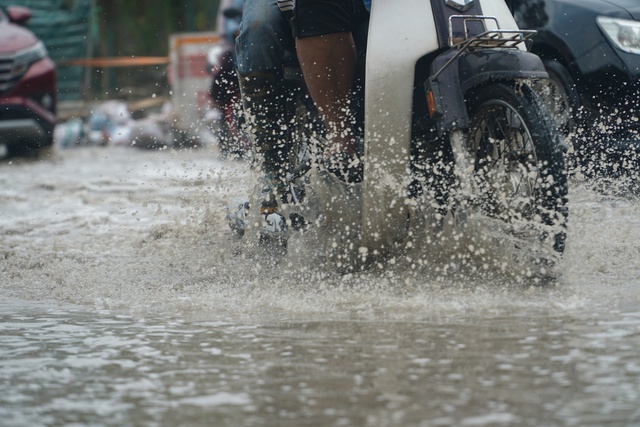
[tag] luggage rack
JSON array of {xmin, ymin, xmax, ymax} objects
[
  {"xmin": 429, "ymin": 15, "xmax": 537, "ymax": 82},
  {"xmin": 448, "ymin": 15, "xmax": 536, "ymax": 50}
]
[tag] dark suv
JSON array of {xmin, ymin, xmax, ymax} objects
[
  {"xmin": 507, "ymin": 0, "xmax": 640, "ymax": 173},
  {"xmin": 0, "ymin": 6, "xmax": 56, "ymax": 158}
]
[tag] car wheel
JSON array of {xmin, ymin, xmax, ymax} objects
[{"xmin": 534, "ymin": 59, "xmax": 582, "ymax": 138}]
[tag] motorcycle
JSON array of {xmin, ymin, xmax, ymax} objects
[{"xmin": 230, "ymin": 0, "xmax": 569, "ymax": 277}]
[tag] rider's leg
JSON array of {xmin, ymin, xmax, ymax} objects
[
  {"xmin": 293, "ymin": 0, "xmax": 369, "ymax": 182},
  {"xmin": 296, "ymin": 32, "xmax": 358, "ymax": 157},
  {"xmin": 236, "ymin": 0, "xmax": 294, "ymax": 201}
]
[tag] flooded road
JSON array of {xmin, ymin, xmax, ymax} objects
[{"xmin": 1, "ymin": 146, "xmax": 640, "ymax": 426}]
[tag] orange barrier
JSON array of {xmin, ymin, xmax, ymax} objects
[
  {"xmin": 172, "ymin": 35, "xmax": 221, "ymax": 48},
  {"xmin": 62, "ymin": 57, "xmax": 170, "ymax": 67}
]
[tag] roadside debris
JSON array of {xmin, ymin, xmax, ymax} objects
[{"xmin": 53, "ymin": 99, "xmax": 200, "ymax": 151}]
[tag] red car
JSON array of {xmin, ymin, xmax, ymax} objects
[{"xmin": 0, "ymin": 6, "xmax": 56, "ymax": 158}]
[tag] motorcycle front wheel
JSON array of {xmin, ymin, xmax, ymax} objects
[{"xmin": 462, "ymin": 81, "xmax": 568, "ymax": 255}]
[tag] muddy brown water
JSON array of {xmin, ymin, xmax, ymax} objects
[{"xmin": 1, "ymin": 146, "xmax": 639, "ymax": 426}]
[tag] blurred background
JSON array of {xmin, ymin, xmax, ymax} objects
[{"xmin": 0, "ymin": 0, "xmax": 222, "ymax": 104}]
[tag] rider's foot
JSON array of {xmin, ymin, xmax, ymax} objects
[
  {"xmin": 258, "ymin": 211, "xmax": 288, "ymax": 246},
  {"xmin": 226, "ymin": 174, "xmax": 306, "ymax": 245},
  {"xmin": 226, "ymin": 196, "xmax": 288, "ymax": 244},
  {"xmin": 258, "ymin": 188, "xmax": 287, "ymax": 244}
]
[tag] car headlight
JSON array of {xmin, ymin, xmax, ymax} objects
[
  {"xmin": 11, "ymin": 40, "xmax": 48, "ymax": 75},
  {"xmin": 597, "ymin": 16, "xmax": 640, "ymax": 55}
]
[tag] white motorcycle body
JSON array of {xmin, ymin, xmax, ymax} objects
[{"xmin": 313, "ymin": 0, "xmax": 535, "ymax": 263}]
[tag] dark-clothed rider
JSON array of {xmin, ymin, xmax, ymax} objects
[{"xmin": 234, "ymin": 0, "xmax": 369, "ymax": 235}]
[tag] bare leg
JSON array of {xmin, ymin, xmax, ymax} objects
[{"xmin": 296, "ymin": 32, "xmax": 357, "ymax": 157}]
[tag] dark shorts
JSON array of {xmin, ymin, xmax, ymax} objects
[{"xmin": 294, "ymin": 0, "xmax": 369, "ymax": 38}]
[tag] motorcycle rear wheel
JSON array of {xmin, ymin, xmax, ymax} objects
[{"xmin": 463, "ymin": 81, "xmax": 568, "ymax": 255}]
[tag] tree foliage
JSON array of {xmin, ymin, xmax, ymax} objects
[{"xmin": 96, "ymin": 0, "xmax": 221, "ymax": 57}]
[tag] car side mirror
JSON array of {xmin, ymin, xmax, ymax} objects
[{"xmin": 6, "ymin": 6, "xmax": 32, "ymax": 26}]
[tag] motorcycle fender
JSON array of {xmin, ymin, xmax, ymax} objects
[
  {"xmin": 458, "ymin": 49, "xmax": 549, "ymax": 92},
  {"xmin": 425, "ymin": 50, "xmax": 469, "ymax": 135},
  {"xmin": 426, "ymin": 49, "xmax": 549, "ymax": 134}
]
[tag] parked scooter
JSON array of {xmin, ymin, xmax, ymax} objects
[{"xmin": 230, "ymin": 0, "xmax": 569, "ymax": 277}]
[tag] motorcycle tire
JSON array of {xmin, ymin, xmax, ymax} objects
[{"xmin": 463, "ymin": 81, "xmax": 568, "ymax": 255}]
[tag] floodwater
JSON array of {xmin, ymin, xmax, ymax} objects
[{"xmin": 1, "ymin": 145, "xmax": 640, "ymax": 426}]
